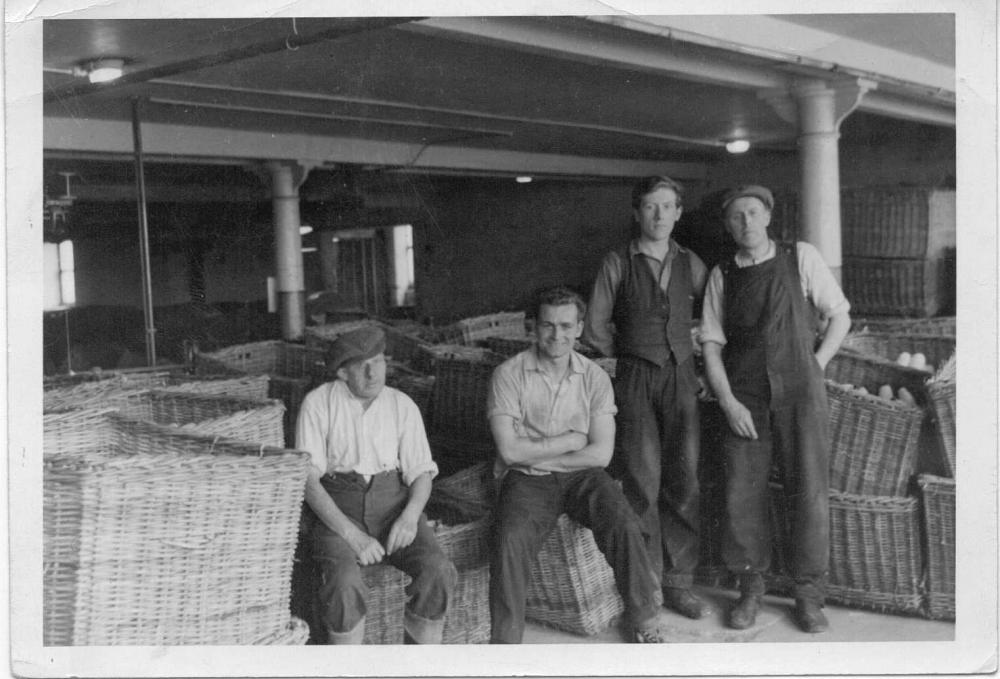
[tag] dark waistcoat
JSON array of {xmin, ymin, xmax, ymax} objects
[{"xmin": 613, "ymin": 244, "xmax": 694, "ymax": 367}]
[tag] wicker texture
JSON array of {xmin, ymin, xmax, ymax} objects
[
  {"xmin": 255, "ymin": 616, "xmax": 311, "ymax": 645},
  {"xmin": 826, "ymin": 490, "xmax": 925, "ymax": 615},
  {"xmin": 111, "ymin": 390, "xmax": 286, "ymax": 448},
  {"xmin": 382, "ymin": 325, "xmax": 433, "ymax": 366},
  {"xmin": 482, "ymin": 336, "xmax": 534, "ymax": 357},
  {"xmin": 429, "ymin": 357, "xmax": 502, "ymax": 442},
  {"xmin": 44, "ymin": 372, "xmax": 171, "ymax": 412},
  {"xmin": 826, "ymin": 381, "xmax": 924, "ymax": 496},
  {"xmin": 842, "ymin": 256, "xmax": 949, "ymax": 317},
  {"xmin": 44, "ymin": 408, "xmax": 119, "ymax": 458},
  {"xmin": 442, "ymin": 565, "xmax": 490, "ymax": 644},
  {"xmin": 526, "ymin": 515, "xmax": 624, "ymax": 636},
  {"xmin": 387, "ymin": 374, "xmax": 436, "ymax": 419},
  {"xmin": 44, "ymin": 419, "xmax": 310, "ymax": 646},
  {"xmin": 362, "ymin": 564, "xmax": 407, "ymax": 644},
  {"xmin": 164, "ymin": 374, "xmax": 271, "ymax": 400},
  {"xmin": 917, "ymin": 475, "xmax": 955, "ymax": 620},
  {"xmin": 852, "ymin": 316, "xmax": 956, "ymax": 336},
  {"xmin": 840, "ymin": 187, "xmax": 955, "ymax": 259},
  {"xmin": 841, "ymin": 332, "xmax": 956, "ymax": 373},
  {"xmin": 457, "ymin": 312, "xmax": 527, "ymax": 344},
  {"xmin": 927, "ymin": 355, "xmax": 957, "ymax": 477},
  {"xmin": 195, "ymin": 340, "xmax": 325, "ymax": 380},
  {"xmin": 826, "ymin": 350, "xmax": 932, "ymax": 403}
]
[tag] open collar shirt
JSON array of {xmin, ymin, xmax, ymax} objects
[
  {"xmin": 296, "ymin": 379, "xmax": 438, "ymax": 485},
  {"xmin": 488, "ymin": 348, "xmax": 617, "ymax": 477}
]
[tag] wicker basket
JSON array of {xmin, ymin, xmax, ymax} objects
[
  {"xmin": 44, "ymin": 408, "xmax": 119, "ymax": 458},
  {"xmin": 840, "ymin": 187, "xmax": 955, "ymax": 259},
  {"xmin": 382, "ymin": 325, "xmax": 434, "ymax": 367},
  {"xmin": 111, "ymin": 389, "xmax": 286, "ymax": 448},
  {"xmin": 428, "ymin": 357, "xmax": 502, "ymax": 442},
  {"xmin": 852, "ymin": 316, "xmax": 956, "ymax": 337},
  {"xmin": 195, "ymin": 340, "xmax": 326, "ymax": 381},
  {"xmin": 826, "ymin": 489, "xmax": 925, "ymax": 615},
  {"xmin": 826, "ymin": 350, "xmax": 932, "ymax": 404},
  {"xmin": 842, "ymin": 256, "xmax": 952, "ymax": 317},
  {"xmin": 44, "ymin": 418, "xmax": 310, "ymax": 646},
  {"xmin": 826, "ymin": 381, "xmax": 924, "ymax": 496},
  {"xmin": 457, "ymin": 312, "xmax": 527, "ymax": 345},
  {"xmin": 387, "ymin": 374, "xmax": 436, "ymax": 419},
  {"xmin": 255, "ymin": 616, "xmax": 311, "ymax": 645},
  {"xmin": 482, "ymin": 336, "xmax": 534, "ymax": 358},
  {"xmin": 303, "ymin": 320, "xmax": 383, "ymax": 353},
  {"xmin": 443, "ymin": 565, "xmax": 491, "ymax": 644},
  {"xmin": 362, "ymin": 563, "xmax": 407, "ymax": 645},
  {"xmin": 927, "ymin": 356, "xmax": 957, "ymax": 478},
  {"xmin": 43, "ymin": 371, "xmax": 171, "ymax": 412},
  {"xmin": 841, "ymin": 332, "xmax": 955, "ymax": 374},
  {"xmin": 525, "ymin": 514, "xmax": 624, "ymax": 636},
  {"xmin": 917, "ymin": 474, "xmax": 955, "ymax": 620},
  {"xmin": 164, "ymin": 373, "xmax": 271, "ymax": 400}
]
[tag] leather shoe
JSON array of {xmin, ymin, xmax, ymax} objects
[
  {"xmin": 793, "ymin": 599, "xmax": 829, "ymax": 633},
  {"xmin": 662, "ymin": 587, "xmax": 710, "ymax": 620},
  {"xmin": 728, "ymin": 593, "xmax": 761, "ymax": 630}
]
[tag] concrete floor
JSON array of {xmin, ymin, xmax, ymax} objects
[{"xmin": 521, "ymin": 585, "xmax": 954, "ymax": 644}]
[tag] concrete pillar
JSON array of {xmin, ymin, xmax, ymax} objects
[
  {"xmin": 760, "ymin": 77, "xmax": 875, "ymax": 282},
  {"xmin": 265, "ymin": 161, "xmax": 312, "ymax": 341}
]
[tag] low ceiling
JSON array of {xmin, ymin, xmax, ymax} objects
[{"xmin": 43, "ymin": 15, "xmax": 956, "ymax": 197}]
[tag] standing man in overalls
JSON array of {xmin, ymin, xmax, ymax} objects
[
  {"xmin": 584, "ymin": 175, "xmax": 710, "ymax": 620},
  {"xmin": 700, "ymin": 184, "xmax": 851, "ymax": 633}
]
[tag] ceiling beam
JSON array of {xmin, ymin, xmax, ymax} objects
[
  {"xmin": 43, "ymin": 18, "xmax": 421, "ymax": 104},
  {"xmin": 44, "ymin": 117, "xmax": 709, "ymax": 180}
]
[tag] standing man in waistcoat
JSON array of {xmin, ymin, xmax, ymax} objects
[
  {"xmin": 700, "ymin": 184, "xmax": 850, "ymax": 634},
  {"xmin": 584, "ymin": 175, "xmax": 710, "ymax": 620}
]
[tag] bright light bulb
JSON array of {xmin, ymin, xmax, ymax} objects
[
  {"xmin": 725, "ymin": 139, "xmax": 750, "ymax": 154},
  {"xmin": 86, "ymin": 59, "xmax": 124, "ymax": 84},
  {"xmin": 299, "ymin": 225, "xmax": 313, "ymax": 235},
  {"xmin": 515, "ymin": 176, "xmax": 532, "ymax": 184}
]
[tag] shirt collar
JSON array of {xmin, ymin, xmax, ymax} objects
[
  {"xmin": 525, "ymin": 346, "xmax": 586, "ymax": 375},
  {"xmin": 630, "ymin": 237, "xmax": 678, "ymax": 262}
]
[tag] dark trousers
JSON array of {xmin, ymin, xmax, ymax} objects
[
  {"xmin": 311, "ymin": 471, "xmax": 457, "ymax": 635},
  {"xmin": 721, "ymin": 385, "xmax": 830, "ymax": 603},
  {"xmin": 489, "ymin": 468, "xmax": 661, "ymax": 643},
  {"xmin": 613, "ymin": 355, "xmax": 702, "ymax": 589}
]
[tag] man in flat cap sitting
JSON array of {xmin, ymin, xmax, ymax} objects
[
  {"xmin": 296, "ymin": 325, "xmax": 457, "ymax": 644},
  {"xmin": 699, "ymin": 185, "xmax": 850, "ymax": 634}
]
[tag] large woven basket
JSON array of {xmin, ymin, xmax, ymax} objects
[
  {"xmin": 44, "ymin": 418, "xmax": 310, "ymax": 646},
  {"xmin": 164, "ymin": 373, "xmax": 271, "ymax": 400},
  {"xmin": 428, "ymin": 357, "xmax": 503, "ymax": 442},
  {"xmin": 442, "ymin": 565, "xmax": 490, "ymax": 644},
  {"xmin": 840, "ymin": 187, "xmax": 955, "ymax": 259},
  {"xmin": 927, "ymin": 355, "xmax": 957, "ymax": 477},
  {"xmin": 852, "ymin": 316, "xmax": 956, "ymax": 337},
  {"xmin": 362, "ymin": 563, "xmax": 407, "ymax": 645},
  {"xmin": 44, "ymin": 407, "xmax": 119, "ymax": 458},
  {"xmin": 525, "ymin": 514, "xmax": 624, "ymax": 636},
  {"xmin": 842, "ymin": 256, "xmax": 952, "ymax": 317},
  {"xmin": 826, "ymin": 381, "xmax": 924, "ymax": 496},
  {"xmin": 255, "ymin": 616, "xmax": 311, "ymax": 645},
  {"xmin": 457, "ymin": 312, "xmax": 527, "ymax": 345},
  {"xmin": 111, "ymin": 389, "xmax": 286, "ymax": 448},
  {"xmin": 826, "ymin": 489, "xmax": 925, "ymax": 615},
  {"xmin": 826, "ymin": 350, "xmax": 932, "ymax": 404},
  {"xmin": 43, "ymin": 371, "xmax": 171, "ymax": 412},
  {"xmin": 195, "ymin": 340, "xmax": 326, "ymax": 381},
  {"xmin": 840, "ymin": 332, "xmax": 956, "ymax": 374},
  {"xmin": 917, "ymin": 475, "xmax": 955, "ymax": 620},
  {"xmin": 387, "ymin": 374, "xmax": 436, "ymax": 420}
]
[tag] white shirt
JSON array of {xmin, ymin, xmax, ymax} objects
[
  {"xmin": 700, "ymin": 241, "xmax": 850, "ymax": 346},
  {"xmin": 296, "ymin": 380, "xmax": 438, "ymax": 485}
]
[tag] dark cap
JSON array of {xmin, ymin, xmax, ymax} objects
[
  {"xmin": 327, "ymin": 325, "xmax": 386, "ymax": 374},
  {"xmin": 721, "ymin": 185, "xmax": 774, "ymax": 213}
]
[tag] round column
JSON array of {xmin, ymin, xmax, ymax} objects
[{"xmin": 268, "ymin": 161, "xmax": 306, "ymax": 341}]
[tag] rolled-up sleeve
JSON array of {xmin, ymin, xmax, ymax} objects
[
  {"xmin": 396, "ymin": 392, "xmax": 438, "ymax": 485},
  {"xmin": 488, "ymin": 362, "xmax": 522, "ymax": 421},
  {"xmin": 699, "ymin": 266, "xmax": 727, "ymax": 346},
  {"xmin": 583, "ymin": 251, "xmax": 623, "ymax": 357},
  {"xmin": 797, "ymin": 242, "xmax": 851, "ymax": 318},
  {"xmin": 588, "ymin": 367, "xmax": 618, "ymax": 419},
  {"xmin": 295, "ymin": 388, "xmax": 329, "ymax": 475}
]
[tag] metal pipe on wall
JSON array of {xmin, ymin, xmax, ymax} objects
[{"xmin": 131, "ymin": 98, "xmax": 158, "ymax": 366}]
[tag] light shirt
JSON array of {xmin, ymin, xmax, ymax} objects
[
  {"xmin": 700, "ymin": 240, "xmax": 851, "ymax": 346},
  {"xmin": 584, "ymin": 238, "xmax": 707, "ymax": 357},
  {"xmin": 296, "ymin": 379, "xmax": 438, "ymax": 485},
  {"xmin": 488, "ymin": 348, "xmax": 617, "ymax": 477}
]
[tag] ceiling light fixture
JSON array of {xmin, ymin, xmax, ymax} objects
[
  {"xmin": 725, "ymin": 139, "xmax": 751, "ymax": 154},
  {"xmin": 515, "ymin": 176, "xmax": 532, "ymax": 184},
  {"xmin": 301, "ymin": 246, "xmax": 318, "ymax": 253},
  {"xmin": 77, "ymin": 58, "xmax": 125, "ymax": 84}
]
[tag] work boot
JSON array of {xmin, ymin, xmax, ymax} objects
[
  {"xmin": 728, "ymin": 593, "xmax": 761, "ymax": 630},
  {"xmin": 793, "ymin": 599, "xmax": 829, "ymax": 634},
  {"xmin": 662, "ymin": 587, "xmax": 711, "ymax": 620}
]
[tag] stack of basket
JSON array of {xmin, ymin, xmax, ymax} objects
[
  {"xmin": 774, "ymin": 324, "xmax": 957, "ymax": 619},
  {"xmin": 840, "ymin": 187, "xmax": 955, "ymax": 317},
  {"xmin": 43, "ymin": 413, "xmax": 311, "ymax": 645}
]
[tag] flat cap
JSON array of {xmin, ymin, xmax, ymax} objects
[
  {"xmin": 721, "ymin": 184, "xmax": 774, "ymax": 213},
  {"xmin": 327, "ymin": 325, "xmax": 386, "ymax": 374}
]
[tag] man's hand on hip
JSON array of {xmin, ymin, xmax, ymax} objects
[{"xmin": 385, "ymin": 512, "xmax": 419, "ymax": 555}]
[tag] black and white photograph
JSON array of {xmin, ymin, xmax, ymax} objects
[{"xmin": 4, "ymin": 1, "xmax": 997, "ymax": 677}]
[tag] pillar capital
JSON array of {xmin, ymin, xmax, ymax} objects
[
  {"xmin": 247, "ymin": 160, "xmax": 319, "ymax": 194},
  {"xmin": 759, "ymin": 77, "xmax": 878, "ymax": 131}
]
